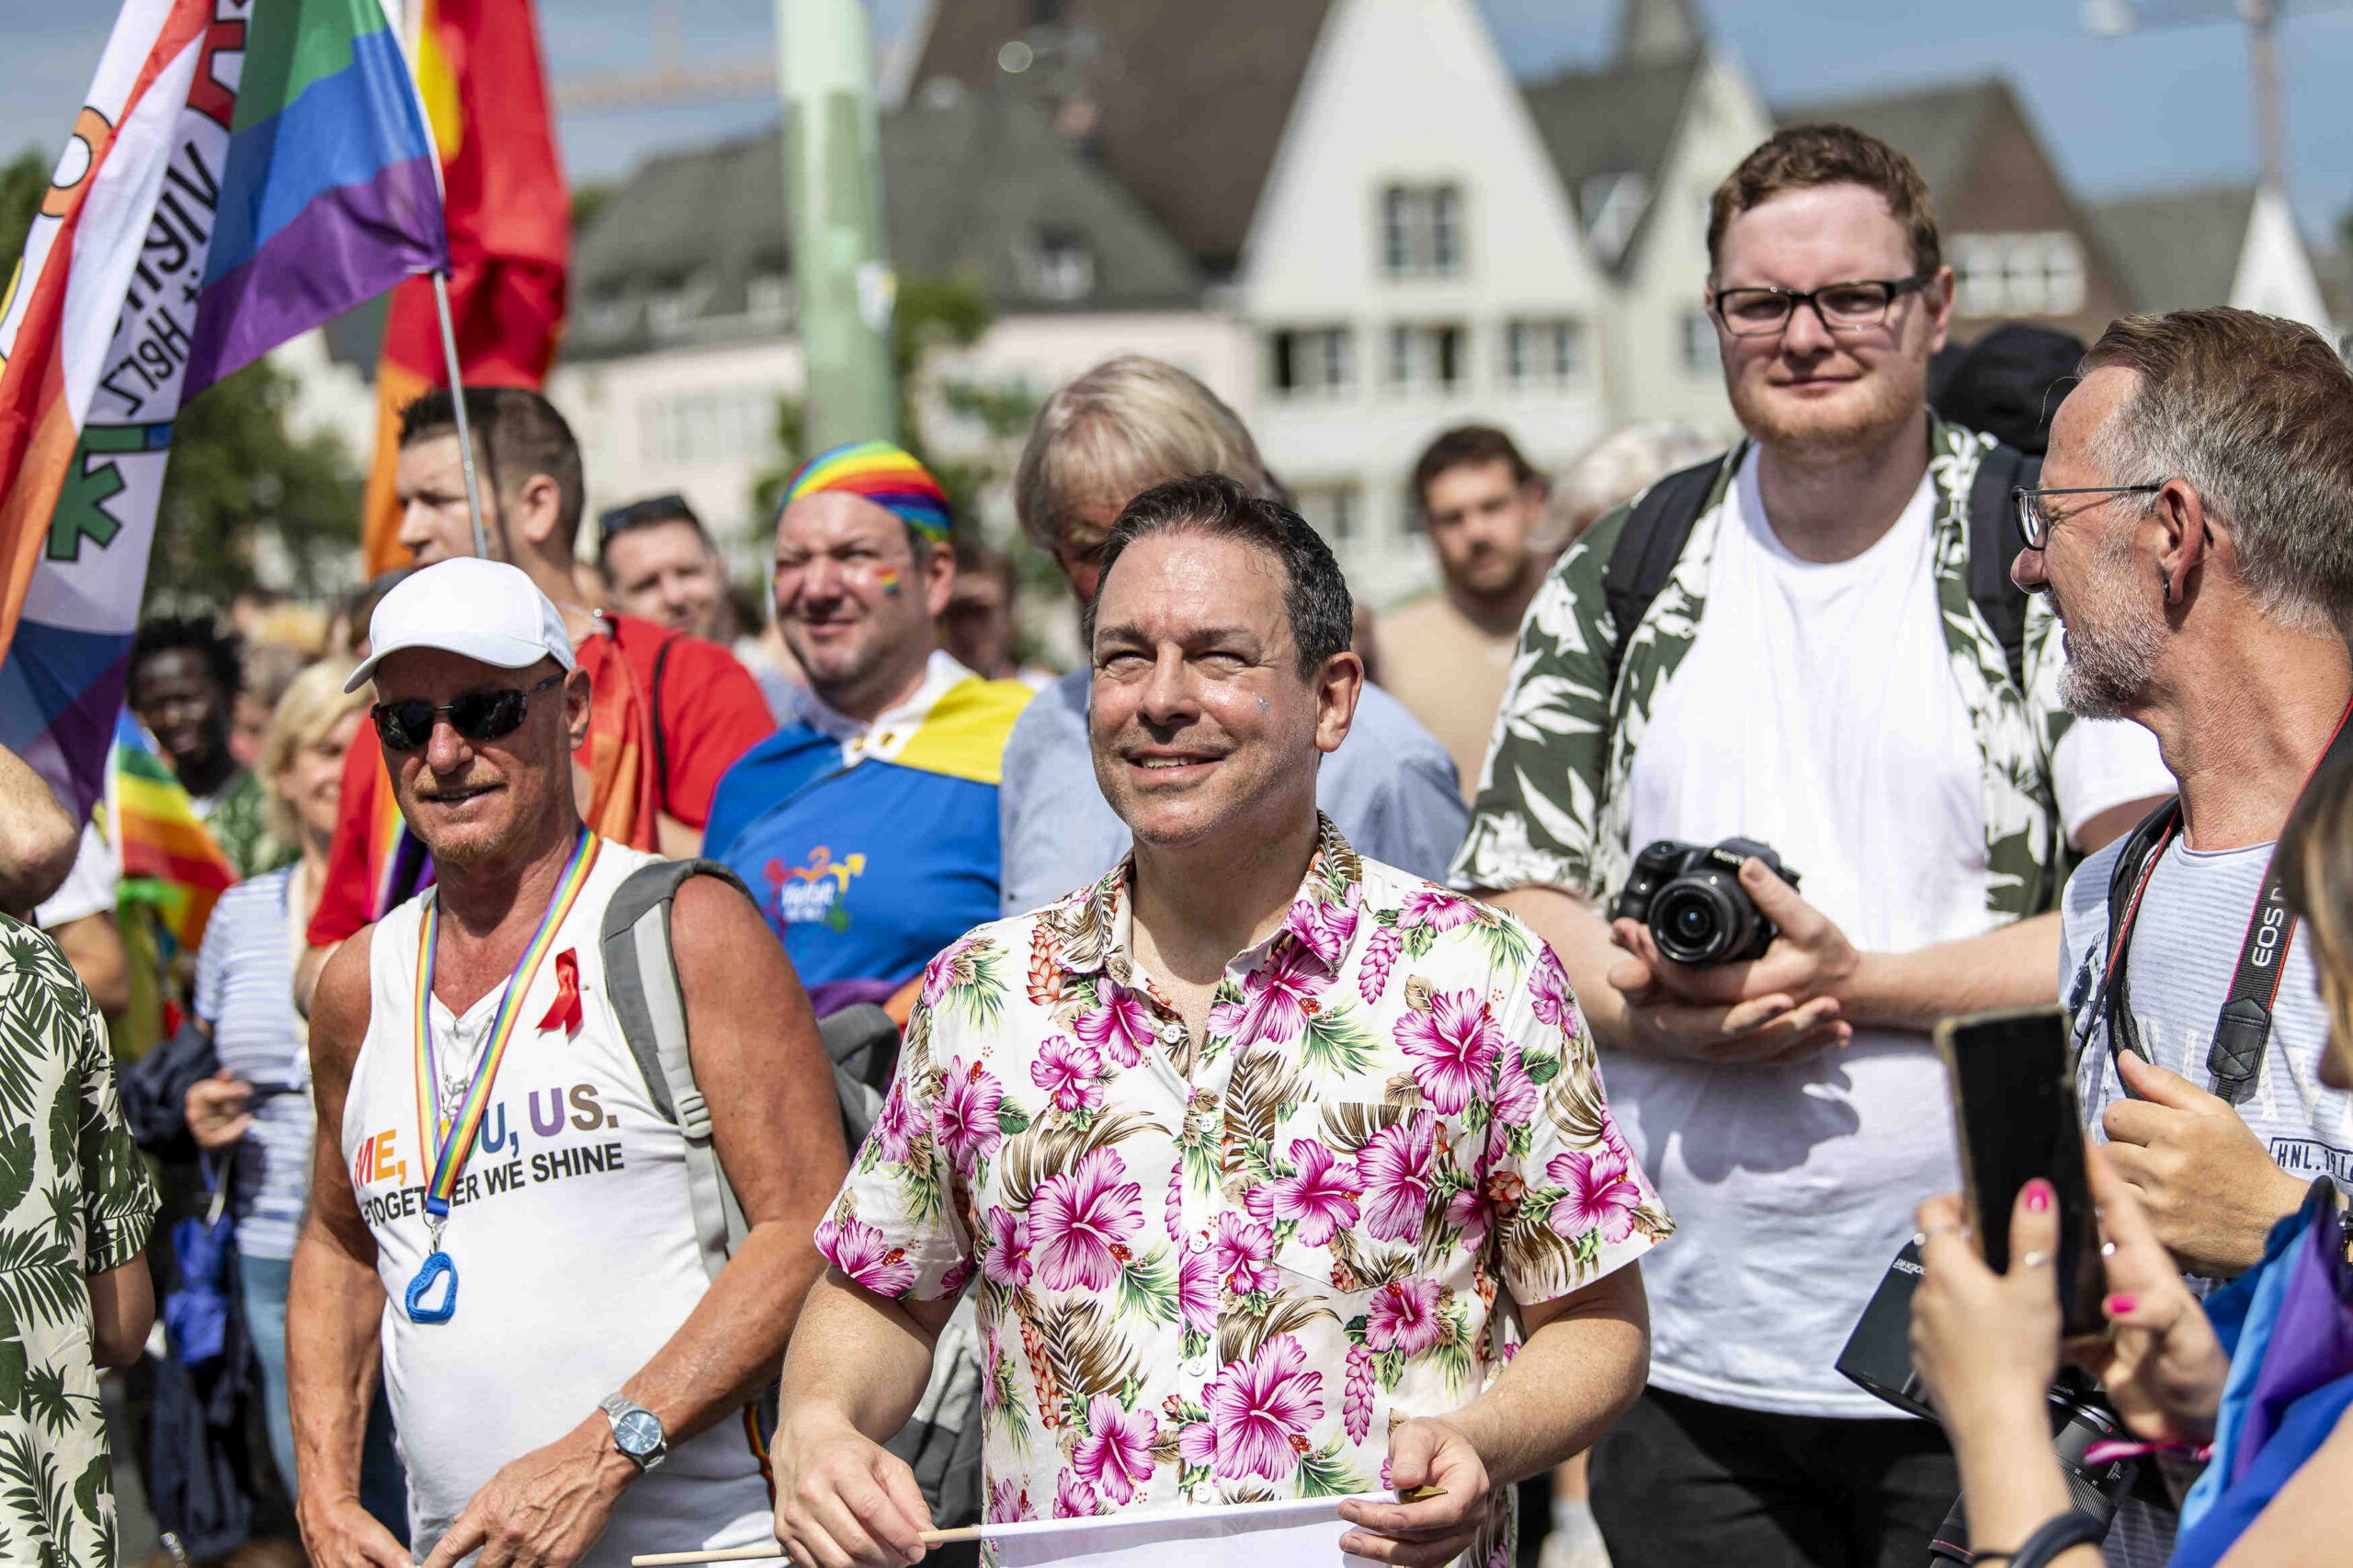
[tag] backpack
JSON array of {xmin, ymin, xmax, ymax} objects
[
  {"xmin": 1602, "ymin": 441, "xmax": 2042, "ymax": 695},
  {"xmin": 598, "ymin": 858, "xmax": 987, "ymax": 1528}
]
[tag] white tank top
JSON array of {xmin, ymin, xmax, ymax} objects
[{"xmin": 345, "ymin": 841, "xmax": 771, "ymax": 1564}]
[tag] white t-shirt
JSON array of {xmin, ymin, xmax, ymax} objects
[
  {"xmin": 1614, "ymin": 448, "xmax": 2176, "ymax": 1417},
  {"xmin": 348, "ymin": 842, "xmax": 773, "ymax": 1564},
  {"xmin": 35, "ymin": 823, "xmax": 116, "ymax": 929},
  {"xmin": 2064, "ymin": 834, "xmax": 2353, "ymax": 1213}
]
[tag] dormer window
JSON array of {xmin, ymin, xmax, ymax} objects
[
  {"xmin": 1579, "ymin": 172, "xmax": 1650, "ymax": 268},
  {"xmin": 1017, "ymin": 230, "xmax": 1096, "ymax": 302},
  {"xmin": 1381, "ymin": 184, "xmax": 1464, "ymax": 278}
]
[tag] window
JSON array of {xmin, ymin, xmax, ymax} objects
[
  {"xmin": 1269, "ymin": 327, "xmax": 1353, "ymax": 397},
  {"xmin": 1951, "ymin": 233, "xmax": 2086, "ymax": 318},
  {"xmin": 1381, "ymin": 184, "xmax": 1465, "ymax": 278},
  {"xmin": 1504, "ymin": 318, "xmax": 1585, "ymax": 387},
  {"xmin": 1578, "ymin": 172, "xmax": 1650, "ymax": 268},
  {"xmin": 745, "ymin": 273, "xmax": 792, "ymax": 324},
  {"xmin": 644, "ymin": 387, "xmax": 778, "ymax": 466},
  {"xmin": 1678, "ymin": 309, "xmax": 1715, "ymax": 376},
  {"xmin": 1293, "ymin": 483, "xmax": 1361, "ymax": 543},
  {"xmin": 644, "ymin": 273, "xmax": 717, "ymax": 335},
  {"xmin": 1016, "ymin": 229, "xmax": 1096, "ymax": 302},
  {"xmin": 1387, "ymin": 324, "xmax": 1466, "ymax": 393}
]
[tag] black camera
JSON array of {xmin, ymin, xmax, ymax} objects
[
  {"xmin": 1612, "ymin": 837, "xmax": 1800, "ymax": 967},
  {"xmin": 1837, "ymin": 1240, "xmax": 2142, "ymax": 1555}
]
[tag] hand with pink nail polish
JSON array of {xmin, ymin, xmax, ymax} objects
[
  {"xmin": 1906, "ymin": 1177, "xmax": 2069, "ymax": 1458},
  {"xmin": 2071, "ymin": 1148, "xmax": 2228, "ymax": 1448}
]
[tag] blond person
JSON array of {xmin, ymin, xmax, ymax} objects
[{"xmin": 184, "ymin": 663, "xmax": 394, "ymax": 1506}]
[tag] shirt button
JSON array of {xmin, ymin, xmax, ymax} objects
[
  {"xmin": 1160, "ymin": 1022, "xmax": 1185, "ymax": 1044},
  {"xmin": 1188, "ymin": 1233, "xmax": 1209, "ymax": 1254},
  {"xmin": 1186, "ymin": 1358, "xmax": 1209, "ymax": 1378}
]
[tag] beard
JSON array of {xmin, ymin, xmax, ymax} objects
[
  {"xmin": 1728, "ymin": 344, "xmax": 1929, "ymax": 462},
  {"xmin": 2055, "ymin": 530, "xmax": 2165, "ymax": 718},
  {"xmin": 1447, "ymin": 543, "xmax": 1533, "ymax": 605}
]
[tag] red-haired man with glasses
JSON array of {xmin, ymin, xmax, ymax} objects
[{"xmin": 1454, "ymin": 126, "xmax": 2175, "ymax": 1566}]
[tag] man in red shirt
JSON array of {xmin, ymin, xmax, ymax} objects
[{"xmin": 301, "ymin": 389, "xmax": 771, "ymax": 990}]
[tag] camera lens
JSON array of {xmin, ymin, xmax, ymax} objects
[{"xmin": 1653, "ymin": 881, "xmax": 1744, "ymax": 967}]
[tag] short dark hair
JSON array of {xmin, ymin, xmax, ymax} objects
[
  {"xmin": 596, "ymin": 494, "xmax": 710, "ymax": 571},
  {"xmin": 1412, "ymin": 426, "xmax": 1540, "ymax": 506},
  {"xmin": 130, "ymin": 612, "xmax": 242, "ymax": 702},
  {"xmin": 1709, "ymin": 124, "xmax": 1941, "ymax": 278},
  {"xmin": 399, "ymin": 387, "xmax": 585, "ymax": 551},
  {"xmin": 1085, "ymin": 473, "xmax": 1353, "ymax": 677}
]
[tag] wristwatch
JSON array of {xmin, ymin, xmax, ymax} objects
[{"xmin": 598, "ymin": 1393, "xmax": 669, "ymax": 1471}]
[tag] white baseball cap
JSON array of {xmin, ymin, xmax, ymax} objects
[{"xmin": 344, "ymin": 558, "xmax": 575, "ymax": 694}]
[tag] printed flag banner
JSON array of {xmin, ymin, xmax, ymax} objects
[
  {"xmin": 108, "ymin": 710, "xmax": 233, "ymax": 955},
  {"xmin": 0, "ymin": 0, "xmax": 447, "ymax": 820},
  {"xmin": 358, "ymin": 0, "xmax": 567, "ymax": 575}
]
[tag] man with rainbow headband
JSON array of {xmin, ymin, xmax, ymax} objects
[{"xmin": 703, "ymin": 442, "xmax": 1035, "ymax": 1019}]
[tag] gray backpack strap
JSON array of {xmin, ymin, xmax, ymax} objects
[{"xmin": 601, "ymin": 857, "xmax": 756, "ymax": 1281}]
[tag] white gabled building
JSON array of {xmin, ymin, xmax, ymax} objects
[
  {"xmin": 1520, "ymin": 0, "xmax": 1771, "ymax": 437},
  {"xmin": 1233, "ymin": 0, "xmax": 1616, "ymax": 606},
  {"xmin": 909, "ymin": 0, "xmax": 1620, "ymax": 607}
]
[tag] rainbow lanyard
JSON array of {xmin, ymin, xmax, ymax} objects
[{"xmin": 411, "ymin": 830, "xmax": 600, "ymax": 1240}]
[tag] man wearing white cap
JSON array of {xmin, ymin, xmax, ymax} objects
[{"xmin": 287, "ymin": 559, "xmax": 849, "ymax": 1568}]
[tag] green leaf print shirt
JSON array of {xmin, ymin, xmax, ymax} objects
[{"xmin": 0, "ymin": 916, "xmax": 160, "ymax": 1568}]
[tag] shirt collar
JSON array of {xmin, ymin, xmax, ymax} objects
[
  {"xmin": 1049, "ymin": 813, "xmax": 1364, "ymax": 982},
  {"xmin": 793, "ymin": 649, "xmax": 973, "ymax": 762}
]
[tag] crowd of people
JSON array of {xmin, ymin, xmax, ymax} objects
[{"xmin": 2, "ymin": 120, "xmax": 2349, "ymax": 1568}]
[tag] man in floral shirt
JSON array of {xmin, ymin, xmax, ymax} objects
[{"xmin": 776, "ymin": 475, "xmax": 1665, "ymax": 1568}]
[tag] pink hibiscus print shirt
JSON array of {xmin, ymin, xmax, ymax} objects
[{"xmin": 816, "ymin": 817, "xmax": 1669, "ymax": 1565}]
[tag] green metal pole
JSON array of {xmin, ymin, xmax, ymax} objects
[{"xmin": 778, "ymin": 0, "xmax": 898, "ymax": 449}]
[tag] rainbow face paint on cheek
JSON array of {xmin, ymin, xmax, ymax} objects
[{"xmin": 875, "ymin": 567, "xmax": 904, "ymax": 596}]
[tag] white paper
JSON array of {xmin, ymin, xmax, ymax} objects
[{"xmin": 983, "ymin": 1494, "xmax": 1381, "ymax": 1568}]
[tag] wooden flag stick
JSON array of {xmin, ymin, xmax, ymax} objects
[{"xmin": 630, "ymin": 1490, "xmax": 1447, "ymax": 1566}]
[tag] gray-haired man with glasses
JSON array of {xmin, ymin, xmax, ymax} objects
[
  {"xmin": 2025, "ymin": 312, "xmax": 2353, "ymax": 1568},
  {"xmin": 1454, "ymin": 125, "xmax": 2174, "ymax": 1568}
]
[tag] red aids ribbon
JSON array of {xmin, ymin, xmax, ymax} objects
[{"xmin": 539, "ymin": 949, "xmax": 583, "ymax": 1034}]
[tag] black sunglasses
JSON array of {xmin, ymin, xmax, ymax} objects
[{"xmin": 371, "ymin": 673, "xmax": 565, "ymax": 753}]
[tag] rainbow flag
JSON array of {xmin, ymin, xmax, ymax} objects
[
  {"xmin": 0, "ymin": 0, "xmax": 447, "ymax": 820},
  {"xmin": 358, "ymin": 0, "xmax": 567, "ymax": 575},
  {"xmin": 182, "ymin": 0, "xmax": 449, "ymax": 392},
  {"xmin": 108, "ymin": 711, "xmax": 233, "ymax": 955}
]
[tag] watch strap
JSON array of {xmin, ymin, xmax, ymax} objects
[{"xmin": 598, "ymin": 1392, "xmax": 669, "ymax": 1470}]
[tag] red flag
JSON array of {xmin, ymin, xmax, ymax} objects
[{"xmin": 361, "ymin": 0, "xmax": 567, "ymax": 575}]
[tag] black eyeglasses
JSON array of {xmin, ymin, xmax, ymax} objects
[
  {"xmin": 2012, "ymin": 483, "xmax": 2167, "ymax": 551},
  {"xmin": 371, "ymin": 673, "xmax": 564, "ymax": 753},
  {"xmin": 1710, "ymin": 273, "xmax": 1935, "ymax": 337},
  {"xmin": 597, "ymin": 494, "xmax": 697, "ymax": 540}
]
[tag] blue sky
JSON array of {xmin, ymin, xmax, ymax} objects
[{"xmin": 6, "ymin": 0, "xmax": 2349, "ymax": 244}]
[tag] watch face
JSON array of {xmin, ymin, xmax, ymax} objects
[{"xmin": 615, "ymin": 1409, "xmax": 663, "ymax": 1455}]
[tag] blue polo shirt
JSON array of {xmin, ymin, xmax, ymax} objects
[{"xmin": 704, "ymin": 655, "xmax": 1032, "ymax": 1017}]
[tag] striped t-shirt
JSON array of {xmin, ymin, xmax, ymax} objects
[{"xmin": 192, "ymin": 867, "xmax": 315, "ymax": 1261}]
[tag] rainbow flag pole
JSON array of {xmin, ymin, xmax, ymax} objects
[{"xmin": 428, "ymin": 270, "xmax": 490, "ymax": 559}]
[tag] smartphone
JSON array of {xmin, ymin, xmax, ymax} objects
[{"xmin": 1932, "ymin": 1005, "xmax": 2105, "ymax": 1340}]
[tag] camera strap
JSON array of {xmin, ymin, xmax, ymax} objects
[{"xmin": 2094, "ymin": 696, "xmax": 2353, "ymax": 1105}]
